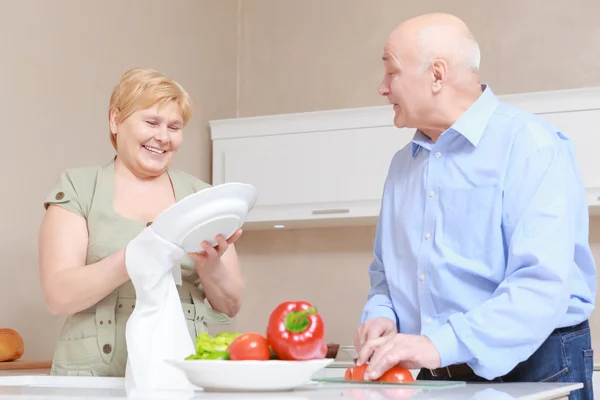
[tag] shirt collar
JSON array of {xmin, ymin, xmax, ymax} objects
[
  {"xmin": 411, "ymin": 130, "xmax": 433, "ymax": 157},
  {"xmin": 411, "ymin": 84, "xmax": 498, "ymax": 157}
]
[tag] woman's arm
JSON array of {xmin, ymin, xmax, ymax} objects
[
  {"xmin": 38, "ymin": 205, "xmax": 130, "ymax": 316},
  {"xmin": 199, "ymin": 244, "xmax": 244, "ymax": 318},
  {"xmin": 190, "ymin": 231, "xmax": 245, "ymax": 318}
]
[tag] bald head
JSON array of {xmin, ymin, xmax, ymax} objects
[
  {"xmin": 379, "ymin": 13, "xmax": 483, "ymax": 136},
  {"xmin": 386, "ymin": 13, "xmax": 480, "ymax": 74}
]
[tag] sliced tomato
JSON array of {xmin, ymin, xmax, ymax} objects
[
  {"xmin": 344, "ymin": 363, "xmax": 367, "ymax": 381},
  {"xmin": 344, "ymin": 364, "xmax": 414, "ymax": 383},
  {"xmin": 227, "ymin": 332, "xmax": 271, "ymax": 361},
  {"xmin": 344, "ymin": 366, "xmax": 352, "ymax": 380},
  {"xmin": 378, "ymin": 366, "xmax": 414, "ymax": 383}
]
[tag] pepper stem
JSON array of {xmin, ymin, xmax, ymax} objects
[{"xmin": 285, "ymin": 307, "xmax": 317, "ymax": 333}]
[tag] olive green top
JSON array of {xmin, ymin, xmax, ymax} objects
[{"xmin": 43, "ymin": 158, "xmax": 231, "ymax": 377}]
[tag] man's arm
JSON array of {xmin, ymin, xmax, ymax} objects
[
  {"xmin": 426, "ymin": 127, "xmax": 587, "ymax": 380},
  {"xmin": 361, "ymin": 203, "xmax": 398, "ymax": 328}
]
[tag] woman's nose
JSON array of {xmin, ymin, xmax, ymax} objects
[{"xmin": 154, "ymin": 125, "xmax": 170, "ymax": 142}]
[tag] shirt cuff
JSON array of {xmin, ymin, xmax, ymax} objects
[
  {"xmin": 424, "ymin": 322, "xmax": 470, "ymax": 367},
  {"xmin": 361, "ymin": 305, "xmax": 398, "ymax": 328}
]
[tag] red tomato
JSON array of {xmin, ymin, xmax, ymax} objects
[
  {"xmin": 344, "ymin": 364, "xmax": 367, "ymax": 381},
  {"xmin": 378, "ymin": 366, "xmax": 415, "ymax": 383},
  {"xmin": 227, "ymin": 332, "xmax": 271, "ymax": 361},
  {"xmin": 344, "ymin": 366, "xmax": 353, "ymax": 380},
  {"xmin": 344, "ymin": 364, "xmax": 414, "ymax": 383}
]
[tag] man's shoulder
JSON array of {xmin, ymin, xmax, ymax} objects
[
  {"xmin": 493, "ymin": 101, "xmax": 569, "ymax": 152},
  {"xmin": 387, "ymin": 139, "xmax": 416, "ymax": 170}
]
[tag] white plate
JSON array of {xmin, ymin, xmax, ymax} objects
[
  {"xmin": 151, "ymin": 182, "xmax": 257, "ymax": 253},
  {"xmin": 164, "ymin": 358, "xmax": 333, "ymax": 392}
]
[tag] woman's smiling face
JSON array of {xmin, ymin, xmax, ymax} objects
[{"xmin": 110, "ymin": 100, "xmax": 184, "ymax": 177}]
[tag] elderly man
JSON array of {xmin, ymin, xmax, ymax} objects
[{"xmin": 354, "ymin": 13, "xmax": 596, "ymax": 398}]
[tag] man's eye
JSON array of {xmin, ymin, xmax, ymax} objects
[
  {"xmin": 169, "ymin": 126, "xmax": 181, "ymax": 131},
  {"xmin": 146, "ymin": 121, "xmax": 158, "ymax": 126}
]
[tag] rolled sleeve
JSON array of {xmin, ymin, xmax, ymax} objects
[{"xmin": 43, "ymin": 170, "xmax": 85, "ymax": 217}]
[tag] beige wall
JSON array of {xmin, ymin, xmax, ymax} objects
[
  {"xmin": 231, "ymin": 0, "xmax": 600, "ymax": 352},
  {"xmin": 2, "ymin": 0, "xmax": 599, "ymax": 362},
  {"xmin": 0, "ymin": 0, "xmax": 238, "ymax": 359}
]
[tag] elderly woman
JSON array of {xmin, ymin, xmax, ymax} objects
[{"xmin": 38, "ymin": 68, "xmax": 244, "ymax": 377}]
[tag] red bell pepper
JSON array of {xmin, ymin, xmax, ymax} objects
[{"xmin": 266, "ymin": 300, "xmax": 327, "ymax": 361}]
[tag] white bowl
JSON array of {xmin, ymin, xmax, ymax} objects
[{"xmin": 164, "ymin": 358, "xmax": 333, "ymax": 392}]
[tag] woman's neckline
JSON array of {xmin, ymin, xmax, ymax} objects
[{"xmin": 105, "ymin": 156, "xmax": 181, "ymax": 225}]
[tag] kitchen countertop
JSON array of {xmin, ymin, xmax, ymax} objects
[
  {"xmin": 0, "ymin": 360, "xmax": 52, "ymax": 371},
  {"xmin": 0, "ymin": 375, "xmax": 584, "ymax": 399}
]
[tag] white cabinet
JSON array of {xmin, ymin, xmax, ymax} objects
[
  {"xmin": 212, "ymin": 124, "xmax": 410, "ymax": 229},
  {"xmin": 210, "ymin": 87, "xmax": 600, "ymax": 230}
]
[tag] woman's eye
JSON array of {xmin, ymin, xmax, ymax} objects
[
  {"xmin": 146, "ymin": 120, "xmax": 158, "ymax": 126},
  {"xmin": 168, "ymin": 125, "xmax": 181, "ymax": 131}
]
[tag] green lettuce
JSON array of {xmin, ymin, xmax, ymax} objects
[{"xmin": 185, "ymin": 332, "xmax": 241, "ymax": 360}]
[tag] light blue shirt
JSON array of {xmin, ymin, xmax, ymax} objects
[{"xmin": 361, "ymin": 85, "xmax": 597, "ymax": 380}]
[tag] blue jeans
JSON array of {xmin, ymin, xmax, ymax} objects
[{"xmin": 418, "ymin": 320, "xmax": 594, "ymax": 400}]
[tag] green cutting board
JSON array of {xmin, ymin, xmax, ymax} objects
[{"xmin": 312, "ymin": 378, "xmax": 466, "ymax": 389}]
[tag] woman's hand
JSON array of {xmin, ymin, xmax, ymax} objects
[
  {"xmin": 189, "ymin": 229, "xmax": 243, "ymax": 279},
  {"xmin": 188, "ymin": 229, "xmax": 244, "ymax": 317}
]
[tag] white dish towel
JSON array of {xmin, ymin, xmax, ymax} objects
[{"xmin": 123, "ymin": 226, "xmax": 198, "ymax": 395}]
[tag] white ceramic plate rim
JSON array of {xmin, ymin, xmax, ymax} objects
[
  {"xmin": 167, "ymin": 358, "xmax": 333, "ymax": 366},
  {"xmin": 151, "ymin": 182, "xmax": 257, "ymax": 249}
]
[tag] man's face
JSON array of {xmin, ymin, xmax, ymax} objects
[{"xmin": 378, "ymin": 43, "xmax": 432, "ymax": 129}]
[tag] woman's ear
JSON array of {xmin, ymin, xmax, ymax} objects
[{"xmin": 109, "ymin": 108, "xmax": 120, "ymax": 134}]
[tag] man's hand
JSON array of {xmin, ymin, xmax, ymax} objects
[
  {"xmin": 358, "ymin": 333, "xmax": 441, "ymax": 380},
  {"xmin": 353, "ymin": 317, "xmax": 397, "ymax": 357}
]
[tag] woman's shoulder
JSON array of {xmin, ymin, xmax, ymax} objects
[
  {"xmin": 169, "ymin": 168, "xmax": 212, "ymax": 194},
  {"xmin": 60, "ymin": 165, "xmax": 105, "ymax": 183},
  {"xmin": 55, "ymin": 164, "xmax": 107, "ymax": 194},
  {"xmin": 44, "ymin": 164, "xmax": 107, "ymax": 216}
]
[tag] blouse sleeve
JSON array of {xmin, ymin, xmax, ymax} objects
[{"xmin": 43, "ymin": 169, "xmax": 87, "ymax": 218}]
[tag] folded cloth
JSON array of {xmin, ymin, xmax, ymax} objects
[{"xmin": 124, "ymin": 227, "xmax": 197, "ymax": 392}]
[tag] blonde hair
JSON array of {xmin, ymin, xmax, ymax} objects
[{"xmin": 108, "ymin": 68, "xmax": 193, "ymax": 150}]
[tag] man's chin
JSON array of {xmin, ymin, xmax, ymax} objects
[
  {"xmin": 393, "ymin": 116, "xmax": 407, "ymax": 129},
  {"xmin": 393, "ymin": 114, "xmax": 419, "ymax": 130}
]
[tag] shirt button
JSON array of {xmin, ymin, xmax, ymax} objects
[
  {"xmin": 425, "ymin": 318, "xmax": 432, "ymax": 324},
  {"xmin": 429, "ymin": 190, "xmax": 435, "ymax": 197},
  {"xmin": 435, "ymin": 152, "xmax": 441, "ymax": 158},
  {"xmin": 420, "ymin": 274, "xmax": 425, "ymax": 281},
  {"xmin": 425, "ymin": 233, "xmax": 431, "ymax": 240}
]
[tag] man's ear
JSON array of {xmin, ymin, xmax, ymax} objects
[{"xmin": 431, "ymin": 59, "xmax": 448, "ymax": 94}]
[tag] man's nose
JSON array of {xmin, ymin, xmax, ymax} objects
[{"xmin": 378, "ymin": 81, "xmax": 389, "ymax": 97}]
